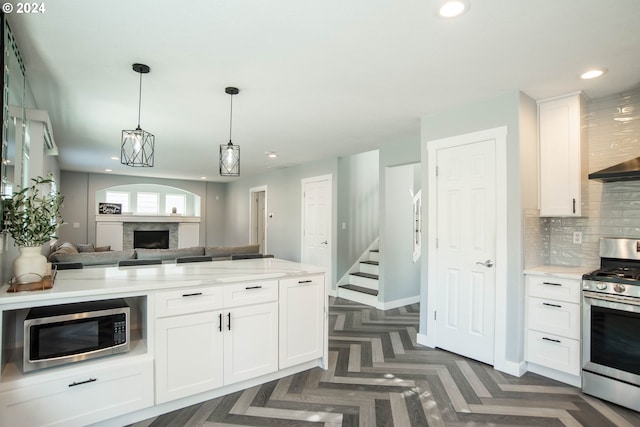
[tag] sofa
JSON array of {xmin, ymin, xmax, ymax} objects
[{"xmin": 47, "ymin": 241, "xmax": 261, "ymax": 267}]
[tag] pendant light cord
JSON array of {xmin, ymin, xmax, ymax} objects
[
  {"xmin": 137, "ymin": 71, "xmax": 143, "ymax": 128},
  {"xmin": 229, "ymin": 93, "xmax": 234, "ymax": 142}
]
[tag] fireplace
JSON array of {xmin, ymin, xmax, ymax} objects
[{"xmin": 134, "ymin": 230, "xmax": 170, "ymax": 249}]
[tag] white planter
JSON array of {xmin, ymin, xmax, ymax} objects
[{"xmin": 13, "ymin": 246, "xmax": 47, "ymax": 284}]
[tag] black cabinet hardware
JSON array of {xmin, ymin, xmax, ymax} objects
[
  {"xmin": 182, "ymin": 292, "xmax": 203, "ymax": 297},
  {"xmin": 542, "ymin": 302, "xmax": 562, "ymax": 308},
  {"xmin": 542, "ymin": 337, "xmax": 561, "ymax": 343},
  {"xmin": 69, "ymin": 378, "xmax": 97, "ymax": 387},
  {"xmin": 542, "ymin": 282, "xmax": 562, "ymax": 287},
  {"xmin": 245, "ymin": 285, "xmax": 262, "ymax": 290}
]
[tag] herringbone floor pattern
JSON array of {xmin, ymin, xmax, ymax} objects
[{"xmin": 131, "ymin": 298, "xmax": 640, "ymax": 426}]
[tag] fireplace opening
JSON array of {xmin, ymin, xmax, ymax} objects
[{"xmin": 134, "ymin": 230, "xmax": 170, "ymax": 249}]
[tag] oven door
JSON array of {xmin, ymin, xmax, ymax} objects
[{"xmin": 582, "ymin": 290, "xmax": 640, "ymax": 386}]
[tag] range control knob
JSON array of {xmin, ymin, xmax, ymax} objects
[
  {"xmin": 596, "ymin": 282, "xmax": 608, "ymax": 291},
  {"xmin": 614, "ymin": 283, "xmax": 626, "ymax": 293}
]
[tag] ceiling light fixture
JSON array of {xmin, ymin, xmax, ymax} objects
[
  {"xmin": 580, "ymin": 68, "xmax": 607, "ymax": 80},
  {"xmin": 121, "ymin": 63, "xmax": 155, "ymax": 167},
  {"xmin": 219, "ymin": 86, "xmax": 240, "ymax": 176},
  {"xmin": 439, "ymin": 0, "xmax": 469, "ymax": 18}
]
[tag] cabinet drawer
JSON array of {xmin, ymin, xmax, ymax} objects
[
  {"xmin": 223, "ymin": 280, "xmax": 278, "ymax": 308},
  {"xmin": 0, "ymin": 358, "xmax": 153, "ymax": 427},
  {"xmin": 155, "ymin": 286, "xmax": 224, "ymax": 318},
  {"xmin": 279, "ymin": 274, "xmax": 325, "ymax": 290},
  {"xmin": 526, "ymin": 274, "xmax": 581, "ymax": 303},
  {"xmin": 526, "ymin": 330, "xmax": 580, "ymax": 376},
  {"xmin": 527, "ymin": 297, "xmax": 580, "ymax": 339}
]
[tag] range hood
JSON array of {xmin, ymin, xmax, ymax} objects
[{"xmin": 589, "ymin": 157, "xmax": 640, "ymax": 182}]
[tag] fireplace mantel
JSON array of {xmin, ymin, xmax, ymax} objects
[
  {"xmin": 95, "ymin": 215, "xmax": 201, "ymax": 223},
  {"xmin": 96, "ymin": 216, "xmax": 201, "ymax": 250}
]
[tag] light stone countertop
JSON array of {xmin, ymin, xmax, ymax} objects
[
  {"xmin": 0, "ymin": 258, "xmax": 326, "ymax": 307},
  {"xmin": 523, "ymin": 264, "xmax": 597, "ymax": 280}
]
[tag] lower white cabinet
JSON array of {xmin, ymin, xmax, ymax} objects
[
  {"xmin": 155, "ymin": 311, "xmax": 224, "ymax": 403},
  {"xmin": 224, "ymin": 302, "xmax": 279, "ymax": 385},
  {"xmin": 154, "ymin": 285, "xmax": 279, "ymax": 403},
  {"xmin": 0, "ymin": 357, "xmax": 153, "ymax": 427},
  {"xmin": 279, "ymin": 275, "xmax": 325, "ymax": 368},
  {"xmin": 525, "ymin": 272, "xmax": 581, "ymax": 379}
]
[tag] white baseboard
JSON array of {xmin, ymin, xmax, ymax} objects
[
  {"xmin": 378, "ymin": 295, "xmax": 420, "ymax": 310},
  {"xmin": 495, "ymin": 359, "xmax": 527, "ymax": 378},
  {"xmin": 416, "ymin": 333, "xmax": 432, "ymax": 348},
  {"xmin": 526, "ymin": 362, "xmax": 581, "ymax": 387}
]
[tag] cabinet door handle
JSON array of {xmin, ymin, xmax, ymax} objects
[
  {"xmin": 542, "ymin": 337, "xmax": 561, "ymax": 343},
  {"xmin": 542, "ymin": 282, "xmax": 562, "ymax": 287},
  {"xmin": 572, "ymin": 198, "xmax": 576, "ymax": 214},
  {"xmin": 182, "ymin": 292, "xmax": 203, "ymax": 297},
  {"xmin": 298, "ymin": 280, "xmax": 313, "ymax": 284},
  {"xmin": 245, "ymin": 285, "xmax": 262, "ymax": 290},
  {"xmin": 542, "ymin": 302, "xmax": 562, "ymax": 308},
  {"xmin": 218, "ymin": 313, "xmax": 222, "ymax": 332},
  {"xmin": 227, "ymin": 312, "xmax": 231, "ymax": 331},
  {"xmin": 69, "ymin": 378, "xmax": 97, "ymax": 387}
]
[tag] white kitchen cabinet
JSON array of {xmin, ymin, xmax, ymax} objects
[
  {"xmin": 538, "ymin": 92, "xmax": 587, "ymax": 217},
  {"xmin": 525, "ymin": 273, "xmax": 582, "ymax": 380},
  {"xmin": 279, "ymin": 275, "xmax": 325, "ymax": 368},
  {"xmin": 223, "ymin": 302, "xmax": 279, "ymax": 385},
  {"xmin": 155, "ymin": 311, "xmax": 224, "ymax": 403},
  {"xmin": 0, "ymin": 357, "xmax": 153, "ymax": 427},
  {"xmin": 154, "ymin": 284, "xmax": 278, "ymax": 402}
]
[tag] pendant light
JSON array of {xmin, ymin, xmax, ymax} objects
[
  {"xmin": 219, "ymin": 86, "xmax": 240, "ymax": 176},
  {"xmin": 121, "ymin": 63, "xmax": 155, "ymax": 167}
]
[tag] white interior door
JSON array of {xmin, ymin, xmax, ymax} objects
[
  {"xmin": 435, "ymin": 138, "xmax": 496, "ymax": 365},
  {"xmin": 301, "ymin": 175, "xmax": 332, "ymax": 280}
]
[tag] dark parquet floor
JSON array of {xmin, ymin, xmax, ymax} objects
[{"xmin": 130, "ymin": 297, "xmax": 640, "ymax": 426}]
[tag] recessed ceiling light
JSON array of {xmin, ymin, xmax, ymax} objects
[
  {"xmin": 439, "ymin": 0, "xmax": 469, "ymax": 18},
  {"xmin": 265, "ymin": 152, "xmax": 278, "ymax": 158},
  {"xmin": 105, "ymin": 169, "xmax": 112, "ymax": 172},
  {"xmin": 110, "ymin": 156, "xmax": 119, "ymax": 160},
  {"xmin": 200, "ymin": 176, "xmax": 207, "ymax": 180},
  {"xmin": 580, "ymin": 68, "xmax": 607, "ymax": 80}
]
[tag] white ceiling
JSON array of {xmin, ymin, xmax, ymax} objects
[{"xmin": 7, "ymin": 0, "xmax": 640, "ymax": 182}]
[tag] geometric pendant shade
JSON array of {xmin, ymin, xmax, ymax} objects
[
  {"xmin": 219, "ymin": 86, "xmax": 240, "ymax": 176},
  {"xmin": 121, "ymin": 63, "xmax": 154, "ymax": 167}
]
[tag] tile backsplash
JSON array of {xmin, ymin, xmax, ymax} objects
[{"xmin": 531, "ymin": 86, "xmax": 640, "ymax": 268}]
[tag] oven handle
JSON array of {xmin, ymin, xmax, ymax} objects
[{"xmin": 583, "ymin": 290, "xmax": 640, "ymax": 306}]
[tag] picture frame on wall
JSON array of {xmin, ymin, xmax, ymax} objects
[{"xmin": 98, "ymin": 202, "xmax": 122, "ymax": 215}]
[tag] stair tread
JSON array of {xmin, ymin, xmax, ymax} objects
[
  {"xmin": 361, "ymin": 260, "xmax": 379, "ymax": 266},
  {"xmin": 351, "ymin": 272, "xmax": 379, "ymax": 279},
  {"xmin": 339, "ymin": 284, "xmax": 379, "ymax": 296}
]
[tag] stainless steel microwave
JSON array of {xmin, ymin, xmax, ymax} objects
[{"xmin": 23, "ymin": 299, "xmax": 130, "ymax": 372}]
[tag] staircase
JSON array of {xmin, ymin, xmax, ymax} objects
[{"xmin": 337, "ymin": 248, "xmax": 379, "ymax": 307}]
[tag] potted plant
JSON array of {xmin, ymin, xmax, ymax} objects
[{"xmin": 3, "ymin": 176, "xmax": 64, "ymax": 284}]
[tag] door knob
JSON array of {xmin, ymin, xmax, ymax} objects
[{"xmin": 476, "ymin": 259, "xmax": 494, "ymax": 268}]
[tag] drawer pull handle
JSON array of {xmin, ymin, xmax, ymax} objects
[
  {"xmin": 69, "ymin": 378, "xmax": 97, "ymax": 387},
  {"xmin": 542, "ymin": 337, "xmax": 561, "ymax": 343},
  {"xmin": 245, "ymin": 285, "xmax": 262, "ymax": 290},
  {"xmin": 542, "ymin": 282, "xmax": 562, "ymax": 287},
  {"xmin": 542, "ymin": 302, "xmax": 562, "ymax": 308},
  {"xmin": 298, "ymin": 280, "xmax": 313, "ymax": 284},
  {"xmin": 182, "ymin": 292, "xmax": 203, "ymax": 297}
]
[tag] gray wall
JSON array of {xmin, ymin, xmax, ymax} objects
[
  {"xmin": 336, "ymin": 150, "xmax": 379, "ymax": 280},
  {"xmin": 223, "ymin": 158, "xmax": 338, "ymax": 285},
  {"xmin": 57, "ymin": 171, "xmax": 227, "ymax": 247},
  {"xmin": 381, "ymin": 163, "xmax": 421, "ymax": 303},
  {"xmin": 420, "ymin": 90, "xmax": 531, "ymax": 364}
]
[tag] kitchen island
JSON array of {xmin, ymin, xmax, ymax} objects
[{"xmin": 0, "ymin": 258, "xmax": 327, "ymax": 427}]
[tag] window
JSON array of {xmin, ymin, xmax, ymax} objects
[
  {"xmin": 136, "ymin": 192, "xmax": 159, "ymax": 214},
  {"xmin": 105, "ymin": 191, "xmax": 130, "ymax": 213},
  {"xmin": 165, "ymin": 194, "xmax": 186, "ymax": 215}
]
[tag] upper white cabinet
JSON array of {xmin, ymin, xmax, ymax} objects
[{"xmin": 538, "ymin": 92, "xmax": 587, "ymax": 217}]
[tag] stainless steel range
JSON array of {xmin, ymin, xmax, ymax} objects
[{"xmin": 582, "ymin": 237, "xmax": 640, "ymax": 412}]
